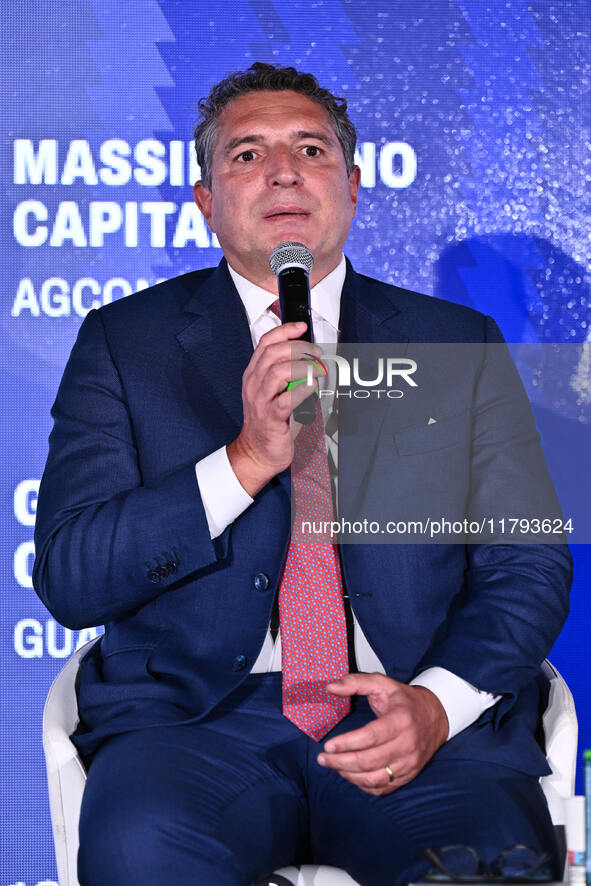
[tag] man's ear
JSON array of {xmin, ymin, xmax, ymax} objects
[
  {"xmin": 348, "ymin": 165, "xmax": 361, "ymax": 212},
  {"xmin": 193, "ymin": 181, "xmax": 214, "ymax": 228}
]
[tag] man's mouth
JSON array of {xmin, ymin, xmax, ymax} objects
[{"xmin": 263, "ymin": 207, "xmax": 311, "ymax": 219}]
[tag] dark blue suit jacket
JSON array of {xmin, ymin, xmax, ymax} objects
[{"xmin": 33, "ymin": 259, "xmax": 572, "ymax": 770}]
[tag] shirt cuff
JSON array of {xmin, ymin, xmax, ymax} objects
[
  {"xmin": 195, "ymin": 446, "xmax": 254, "ymax": 539},
  {"xmin": 410, "ymin": 667, "xmax": 501, "ymax": 741}
]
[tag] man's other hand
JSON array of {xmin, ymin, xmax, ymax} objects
[
  {"xmin": 316, "ymin": 673, "xmax": 449, "ymax": 795},
  {"xmin": 227, "ymin": 322, "xmax": 324, "ymax": 497}
]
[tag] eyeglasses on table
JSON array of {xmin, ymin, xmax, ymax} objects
[{"xmin": 423, "ymin": 843, "xmax": 553, "ymax": 882}]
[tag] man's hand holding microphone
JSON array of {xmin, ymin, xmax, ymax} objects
[{"xmin": 227, "ymin": 242, "xmax": 322, "ymax": 497}]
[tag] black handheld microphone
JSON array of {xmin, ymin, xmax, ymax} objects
[{"xmin": 269, "ymin": 241, "xmax": 317, "ymax": 426}]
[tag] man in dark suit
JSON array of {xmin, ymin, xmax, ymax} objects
[{"xmin": 33, "ymin": 63, "xmax": 571, "ymax": 886}]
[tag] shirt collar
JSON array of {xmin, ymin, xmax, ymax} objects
[{"xmin": 227, "ymin": 255, "xmax": 346, "ymax": 331}]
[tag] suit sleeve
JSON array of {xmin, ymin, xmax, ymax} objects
[
  {"xmin": 416, "ymin": 316, "xmax": 572, "ymax": 697},
  {"xmin": 33, "ymin": 308, "xmax": 229, "ymax": 630}
]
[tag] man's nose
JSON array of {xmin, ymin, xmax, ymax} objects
[{"xmin": 266, "ymin": 147, "xmax": 302, "ymax": 187}]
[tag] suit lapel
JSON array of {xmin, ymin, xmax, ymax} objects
[
  {"xmin": 176, "ymin": 259, "xmax": 253, "ymax": 441},
  {"xmin": 339, "ymin": 258, "xmax": 407, "ymax": 345},
  {"xmin": 337, "ymin": 261, "xmax": 411, "ymax": 520}
]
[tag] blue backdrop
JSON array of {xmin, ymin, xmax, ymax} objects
[{"xmin": 2, "ymin": 2, "xmax": 589, "ymax": 883}]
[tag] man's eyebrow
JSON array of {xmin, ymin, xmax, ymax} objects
[
  {"xmin": 223, "ymin": 129, "xmax": 336, "ymax": 156},
  {"xmin": 294, "ymin": 130, "xmax": 336, "ymax": 146},
  {"xmin": 223, "ymin": 135, "xmax": 265, "ymax": 156}
]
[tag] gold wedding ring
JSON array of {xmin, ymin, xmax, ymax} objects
[{"xmin": 385, "ymin": 765, "xmax": 395, "ymax": 783}]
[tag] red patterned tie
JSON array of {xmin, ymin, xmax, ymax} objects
[{"xmin": 269, "ymin": 299, "xmax": 350, "ymax": 741}]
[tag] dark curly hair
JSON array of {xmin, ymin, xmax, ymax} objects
[{"xmin": 194, "ymin": 62, "xmax": 357, "ymax": 189}]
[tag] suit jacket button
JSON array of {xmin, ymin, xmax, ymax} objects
[
  {"xmin": 157, "ymin": 565, "xmax": 169, "ymax": 578},
  {"xmin": 253, "ymin": 573, "xmax": 269, "ymax": 592},
  {"xmin": 231, "ymin": 654, "xmax": 247, "ymax": 671},
  {"xmin": 166, "ymin": 561, "xmax": 177, "ymax": 574},
  {"xmin": 148, "ymin": 570, "xmax": 161, "ymax": 583}
]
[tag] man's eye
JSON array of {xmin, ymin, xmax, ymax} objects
[
  {"xmin": 237, "ymin": 150, "xmax": 256, "ymax": 162},
  {"xmin": 303, "ymin": 145, "xmax": 322, "ymax": 157}
]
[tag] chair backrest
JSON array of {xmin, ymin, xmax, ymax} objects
[
  {"xmin": 43, "ymin": 636, "xmax": 100, "ymax": 886},
  {"xmin": 539, "ymin": 659, "xmax": 578, "ymax": 825},
  {"xmin": 42, "ymin": 647, "xmax": 578, "ymax": 886}
]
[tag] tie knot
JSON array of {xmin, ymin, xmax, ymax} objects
[{"xmin": 269, "ymin": 299, "xmax": 281, "ymax": 319}]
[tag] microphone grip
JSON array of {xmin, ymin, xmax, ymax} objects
[{"xmin": 278, "ymin": 267, "xmax": 317, "ymax": 425}]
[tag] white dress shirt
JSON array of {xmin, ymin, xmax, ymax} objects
[{"xmin": 194, "ymin": 257, "xmax": 500, "ymax": 740}]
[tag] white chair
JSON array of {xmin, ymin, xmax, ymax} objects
[{"xmin": 43, "ymin": 642, "xmax": 577, "ymax": 886}]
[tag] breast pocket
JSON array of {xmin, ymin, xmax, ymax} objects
[
  {"xmin": 393, "ymin": 410, "xmax": 470, "ymax": 456},
  {"xmin": 383, "ymin": 411, "xmax": 473, "ymax": 529}
]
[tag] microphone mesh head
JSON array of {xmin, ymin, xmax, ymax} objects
[{"xmin": 269, "ymin": 241, "xmax": 314, "ymax": 276}]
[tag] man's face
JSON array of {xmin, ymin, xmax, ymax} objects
[{"xmin": 194, "ymin": 90, "xmax": 360, "ymax": 291}]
